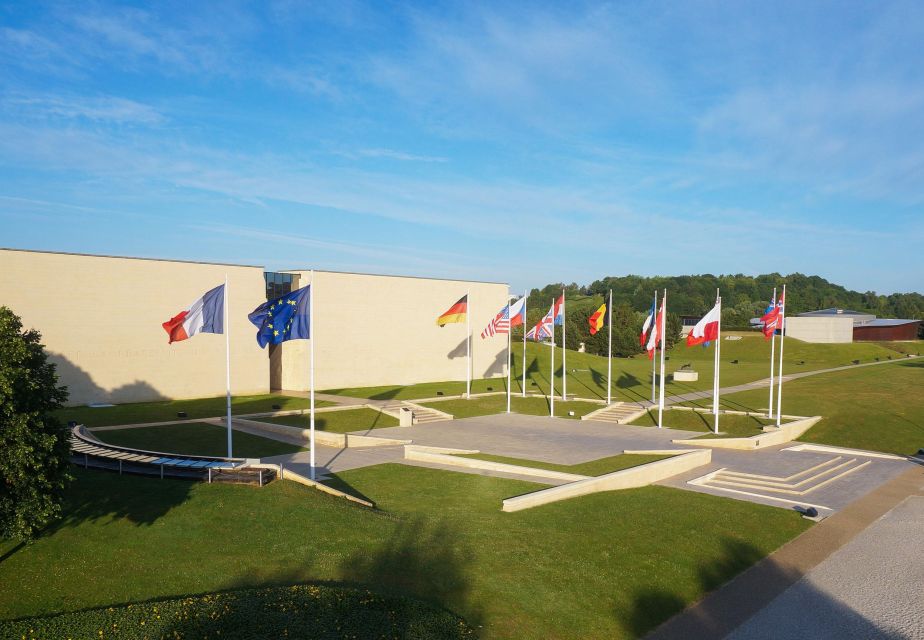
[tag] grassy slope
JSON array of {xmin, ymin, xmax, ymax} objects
[
  {"xmin": 422, "ymin": 395, "xmax": 602, "ymax": 419},
  {"xmin": 695, "ymin": 360, "xmax": 924, "ymax": 455},
  {"xmin": 95, "ymin": 422, "xmax": 307, "ymax": 458},
  {"xmin": 0, "ymin": 467, "xmax": 808, "ymax": 640},
  {"xmin": 260, "ymin": 408, "xmax": 398, "ymax": 434},
  {"xmin": 454, "ymin": 452, "xmax": 670, "ymax": 476},
  {"xmin": 628, "ymin": 410, "xmax": 776, "ymax": 437},
  {"xmin": 323, "ymin": 338, "xmax": 913, "ymax": 404},
  {"xmin": 57, "ymin": 394, "xmax": 332, "ymax": 428}
]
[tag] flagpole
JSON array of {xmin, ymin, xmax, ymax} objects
[
  {"xmin": 651, "ymin": 290, "xmax": 657, "ymax": 404},
  {"xmin": 466, "ymin": 289, "xmax": 471, "ymax": 398},
  {"xmin": 607, "ymin": 289, "xmax": 613, "ymax": 405},
  {"xmin": 506, "ymin": 297, "xmax": 512, "ymax": 414},
  {"xmin": 775, "ymin": 284, "xmax": 786, "ymax": 427},
  {"xmin": 714, "ymin": 289, "xmax": 721, "ymax": 434},
  {"xmin": 522, "ymin": 292, "xmax": 527, "ymax": 398},
  {"xmin": 561, "ymin": 288, "xmax": 567, "ymax": 401},
  {"xmin": 550, "ymin": 298, "xmax": 555, "ymax": 418},
  {"xmin": 224, "ymin": 274, "xmax": 233, "ymax": 458},
  {"xmin": 657, "ymin": 289, "xmax": 667, "ymax": 428},
  {"xmin": 307, "ymin": 272, "xmax": 316, "ymax": 480},
  {"xmin": 768, "ymin": 287, "xmax": 777, "ymax": 419}
]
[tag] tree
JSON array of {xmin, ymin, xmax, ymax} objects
[
  {"xmin": 664, "ymin": 312, "xmax": 683, "ymax": 350},
  {"xmin": 0, "ymin": 306, "xmax": 70, "ymax": 540}
]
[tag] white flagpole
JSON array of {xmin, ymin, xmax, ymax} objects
[
  {"xmin": 607, "ymin": 289, "xmax": 613, "ymax": 405},
  {"xmin": 657, "ymin": 289, "xmax": 667, "ymax": 428},
  {"xmin": 466, "ymin": 290, "xmax": 471, "ymax": 398},
  {"xmin": 224, "ymin": 274, "xmax": 233, "ymax": 458},
  {"xmin": 522, "ymin": 292, "xmax": 527, "ymax": 398},
  {"xmin": 775, "ymin": 284, "xmax": 786, "ymax": 427},
  {"xmin": 768, "ymin": 287, "xmax": 777, "ymax": 419},
  {"xmin": 550, "ymin": 299, "xmax": 555, "ymax": 418},
  {"xmin": 714, "ymin": 290, "xmax": 722, "ymax": 434},
  {"xmin": 506, "ymin": 299, "xmax": 512, "ymax": 414},
  {"xmin": 561, "ymin": 288, "xmax": 567, "ymax": 401},
  {"xmin": 309, "ymin": 272, "xmax": 316, "ymax": 480},
  {"xmin": 651, "ymin": 290, "xmax": 657, "ymax": 404}
]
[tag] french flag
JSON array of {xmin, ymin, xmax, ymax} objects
[
  {"xmin": 640, "ymin": 298, "xmax": 656, "ymax": 345},
  {"xmin": 646, "ymin": 302, "xmax": 664, "ymax": 359},
  {"xmin": 508, "ymin": 296, "xmax": 526, "ymax": 327},
  {"xmin": 686, "ymin": 302, "xmax": 721, "ymax": 347},
  {"xmin": 162, "ymin": 284, "xmax": 225, "ymax": 344}
]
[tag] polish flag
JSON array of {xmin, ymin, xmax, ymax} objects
[
  {"xmin": 162, "ymin": 284, "xmax": 225, "ymax": 344},
  {"xmin": 646, "ymin": 302, "xmax": 664, "ymax": 359},
  {"xmin": 508, "ymin": 296, "xmax": 526, "ymax": 327},
  {"xmin": 686, "ymin": 302, "xmax": 721, "ymax": 347}
]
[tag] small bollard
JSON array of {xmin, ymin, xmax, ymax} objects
[
  {"xmin": 259, "ymin": 470, "xmax": 264, "ymax": 487},
  {"xmin": 208, "ymin": 468, "xmax": 212, "ymax": 484}
]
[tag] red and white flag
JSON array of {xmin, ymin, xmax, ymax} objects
[
  {"xmin": 760, "ymin": 290, "xmax": 785, "ymax": 340},
  {"xmin": 646, "ymin": 302, "xmax": 664, "ymax": 359},
  {"xmin": 162, "ymin": 284, "xmax": 225, "ymax": 344},
  {"xmin": 686, "ymin": 302, "xmax": 721, "ymax": 346}
]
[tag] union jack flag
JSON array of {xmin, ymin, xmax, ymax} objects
[
  {"xmin": 481, "ymin": 304, "xmax": 510, "ymax": 339},
  {"xmin": 760, "ymin": 290, "xmax": 785, "ymax": 339}
]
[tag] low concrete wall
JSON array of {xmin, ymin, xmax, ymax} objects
[
  {"xmin": 230, "ymin": 417, "xmax": 411, "ymax": 448},
  {"xmin": 249, "ymin": 462, "xmax": 375, "ymax": 508},
  {"xmin": 671, "ymin": 416, "xmax": 822, "ymax": 450},
  {"xmin": 501, "ymin": 450, "xmax": 712, "ymax": 513},
  {"xmin": 403, "ymin": 446, "xmax": 588, "ymax": 482}
]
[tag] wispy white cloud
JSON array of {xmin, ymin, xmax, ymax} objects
[{"xmin": 3, "ymin": 93, "xmax": 165, "ymax": 125}]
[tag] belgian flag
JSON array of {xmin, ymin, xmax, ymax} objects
[
  {"xmin": 437, "ymin": 295, "xmax": 468, "ymax": 326},
  {"xmin": 588, "ymin": 299, "xmax": 607, "ymax": 335}
]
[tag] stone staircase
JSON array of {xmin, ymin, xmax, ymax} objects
[
  {"xmin": 690, "ymin": 456, "xmax": 871, "ymax": 498},
  {"xmin": 581, "ymin": 402, "xmax": 648, "ymax": 425},
  {"xmin": 378, "ymin": 401, "xmax": 453, "ymax": 425}
]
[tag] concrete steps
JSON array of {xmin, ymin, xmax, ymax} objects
[
  {"xmin": 581, "ymin": 402, "xmax": 647, "ymax": 425},
  {"xmin": 378, "ymin": 401, "xmax": 453, "ymax": 425},
  {"xmin": 690, "ymin": 456, "xmax": 871, "ymax": 497}
]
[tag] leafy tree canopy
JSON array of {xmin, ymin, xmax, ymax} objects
[{"xmin": 0, "ymin": 306, "xmax": 70, "ymax": 540}]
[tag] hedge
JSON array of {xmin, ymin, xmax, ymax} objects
[{"xmin": 0, "ymin": 583, "xmax": 476, "ymax": 639}]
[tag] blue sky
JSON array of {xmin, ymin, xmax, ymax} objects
[{"xmin": 1, "ymin": 1, "xmax": 922, "ymax": 294}]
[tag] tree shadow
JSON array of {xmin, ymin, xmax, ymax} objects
[
  {"xmin": 625, "ymin": 536, "xmax": 907, "ymax": 640},
  {"xmin": 49, "ymin": 352, "xmax": 167, "ymax": 406},
  {"xmin": 338, "ymin": 517, "xmax": 484, "ymax": 631}
]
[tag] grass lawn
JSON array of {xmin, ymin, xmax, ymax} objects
[
  {"xmin": 259, "ymin": 407, "xmax": 398, "ymax": 434},
  {"xmin": 421, "ymin": 394, "xmax": 602, "ymax": 419},
  {"xmin": 692, "ymin": 360, "xmax": 924, "ymax": 455},
  {"xmin": 322, "ymin": 339, "xmax": 913, "ymax": 406},
  {"xmin": 628, "ymin": 409, "xmax": 776, "ymax": 438},
  {"xmin": 57, "ymin": 393, "xmax": 333, "ymax": 428},
  {"xmin": 94, "ymin": 422, "xmax": 307, "ymax": 458},
  {"xmin": 453, "ymin": 452, "xmax": 671, "ymax": 476},
  {"xmin": 0, "ymin": 466, "xmax": 809, "ymax": 639}
]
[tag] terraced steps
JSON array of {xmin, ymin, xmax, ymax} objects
[
  {"xmin": 378, "ymin": 401, "xmax": 453, "ymax": 425},
  {"xmin": 581, "ymin": 402, "xmax": 647, "ymax": 424},
  {"xmin": 690, "ymin": 456, "xmax": 871, "ymax": 498}
]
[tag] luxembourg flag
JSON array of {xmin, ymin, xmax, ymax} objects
[
  {"xmin": 646, "ymin": 302, "xmax": 664, "ymax": 359},
  {"xmin": 686, "ymin": 302, "xmax": 721, "ymax": 347},
  {"xmin": 552, "ymin": 294, "xmax": 564, "ymax": 325},
  {"xmin": 162, "ymin": 284, "xmax": 225, "ymax": 344},
  {"xmin": 508, "ymin": 296, "xmax": 526, "ymax": 327}
]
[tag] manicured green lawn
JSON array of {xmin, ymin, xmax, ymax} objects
[
  {"xmin": 0, "ymin": 466, "xmax": 808, "ymax": 639},
  {"xmin": 260, "ymin": 407, "xmax": 398, "ymax": 433},
  {"xmin": 453, "ymin": 452, "xmax": 671, "ymax": 476},
  {"xmin": 94, "ymin": 422, "xmax": 307, "ymax": 458},
  {"xmin": 695, "ymin": 360, "xmax": 924, "ymax": 455},
  {"xmin": 628, "ymin": 409, "xmax": 776, "ymax": 437},
  {"xmin": 56, "ymin": 393, "xmax": 333, "ymax": 428},
  {"xmin": 323, "ymin": 339, "xmax": 912, "ymax": 405},
  {"xmin": 422, "ymin": 394, "xmax": 602, "ymax": 419}
]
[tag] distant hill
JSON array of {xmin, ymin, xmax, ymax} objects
[{"xmin": 518, "ymin": 273, "xmax": 923, "ymax": 357}]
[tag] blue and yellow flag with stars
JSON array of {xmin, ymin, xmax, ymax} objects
[{"xmin": 248, "ymin": 286, "xmax": 311, "ymax": 348}]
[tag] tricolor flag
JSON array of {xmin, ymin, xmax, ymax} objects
[
  {"xmin": 481, "ymin": 304, "xmax": 510, "ymax": 339},
  {"xmin": 588, "ymin": 299, "xmax": 607, "ymax": 336},
  {"xmin": 162, "ymin": 284, "xmax": 225, "ymax": 344},
  {"xmin": 248, "ymin": 286, "xmax": 311, "ymax": 348},
  {"xmin": 436, "ymin": 295, "xmax": 467, "ymax": 327},
  {"xmin": 552, "ymin": 294, "xmax": 564, "ymax": 325},
  {"xmin": 760, "ymin": 291, "xmax": 784, "ymax": 340},
  {"xmin": 508, "ymin": 296, "xmax": 526, "ymax": 327},
  {"xmin": 640, "ymin": 298, "xmax": 656, "ymax": 345},
  {"xmin": 646, "ymin": 301, "xmax": 664, "ymax": 359},
  {"xmin": 686, "ymin": 302, "xmax": 721, "ymax": 347}
]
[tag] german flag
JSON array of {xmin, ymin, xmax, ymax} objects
[
  {"xmin": 588, "ymin": 300, "xmax": 607, "ymax": 335},
  {"xmin": 437, "ymin": 295, "xmax": 467, "ymax": 326}
]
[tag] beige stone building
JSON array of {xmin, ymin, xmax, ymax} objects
[{"xmin": 0, "ymin": 249, "xmax": 509, "ymax": 406}]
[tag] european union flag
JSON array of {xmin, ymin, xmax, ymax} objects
[{"xmin": 248, "ymin": 286, "xmax": 311, "ymax": 348}]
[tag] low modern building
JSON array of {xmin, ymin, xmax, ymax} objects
[
  {"xmin": 0, "ymin": 248, "xmax": 509, "ymax": 406},
  {"xmin": 787, "ymin": 308, "xmax": 920, "ymax": 343}
]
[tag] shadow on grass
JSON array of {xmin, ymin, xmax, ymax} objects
[
  {"xmin": 625, "ymin": 537, "xmax": 907, "ymax": 640},
  {"xmin": 339, "ymin": 518, "xmax": 484, "ymax": 630},
  {"xmin": 321, "ymin": 473, "xmax": 377, "ymax": 505}
]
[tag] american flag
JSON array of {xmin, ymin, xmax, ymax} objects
[{"xmin": 481, "ymin": 304, "xmax": 510, "ymax": 339}]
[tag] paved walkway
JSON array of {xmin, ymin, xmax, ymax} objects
[{"xmin": 644, "ymin": 465, "xmax": 924, "ymax": 640}]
